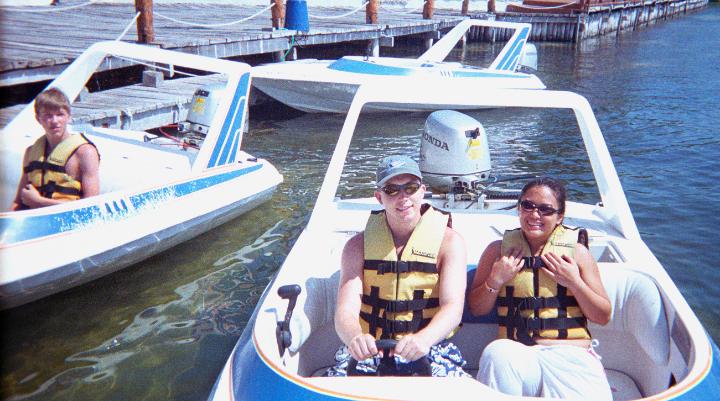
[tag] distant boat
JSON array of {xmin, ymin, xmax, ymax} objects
[
  {"xmin": 252, "ymin": 19, "xmax": 545, "ymax": 113},
  {"xmin": 207, "ymin": 83, "xmax": 720, "ymax": 400},
  {"xmin": 0, "ymin": 41, "xmax": 283, "ymax": 310}
]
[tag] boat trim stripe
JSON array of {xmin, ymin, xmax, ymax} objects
[
  {"xmin": 495, "ymin": 27, "xmax": 530, "ymax": 71},
  {"xmin": 208, "ymin": 73, "xmax": 249, "ymax": 168},
  {"xmin": 252, "ymin": 329, "xmax": 406, "ymax": 401},
  {"xmin": 0, "ymin": 164, "xmax": 262, "ymax": 246},
  {"xmin": 327, "ymin": 57, "xmax": 530, "ymax": 79}
]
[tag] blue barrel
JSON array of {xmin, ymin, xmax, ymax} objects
[{"xmin": 285, "ymin": 0, "xmax": 310, "ymax": 32}]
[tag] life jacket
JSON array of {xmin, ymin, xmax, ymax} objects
[
  {"xmin": 360, "ymin": 205, "xmax": 456, "ymax": 340},
  {"xmin": 497, "ymin": 224, "xmax": 592, "ymax": 345},
  {"xmin": 24, "ymin": 133, "xmax": 96, "ymax": 201}
]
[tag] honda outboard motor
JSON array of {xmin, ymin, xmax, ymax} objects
[
  {"xmin": 420, "ymin": 110, "xmax": 491, "ymax": 194},
  {"xmin": 178, "ymin": 83, "xmax": 226, "ymax": 147}
]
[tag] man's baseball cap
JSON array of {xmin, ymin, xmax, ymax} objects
[{"xmin": 376, "ymin": 155, "xmax": 422, "ymax": 186}]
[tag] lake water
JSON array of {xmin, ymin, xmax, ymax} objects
[{"xmin": 1, "ymin": 5, "xmax": 719, "ymax": 400}]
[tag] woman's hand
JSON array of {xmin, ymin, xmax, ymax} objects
[
  {"xmin": 541, "ymin": 252, "xmax": 582, "ymax": 289},
  {"xmin": 487, "ymin": 247, "xmax": 525, "ymax": 289}
]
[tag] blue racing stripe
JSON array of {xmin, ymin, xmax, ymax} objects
[
  {"xmin": 1, "ymin": 164, "xmax": 262, "ymax": 245},
  {"xmin": 329, "ymin": 57, "xmax": 528, "ymax": 79},
  {"xmin": 208, "ymin": 73, "xmax": 250, "ymax": 168},
  {"xmin": 496, "ymin": 27, "xmax": 529, "ymax": 71}
]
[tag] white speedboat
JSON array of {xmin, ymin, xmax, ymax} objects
[
  {"xmin": 0, "ymin": 41, "xmax": 283, "ymax": 310},
  {"xmin": 207, "ymin": 83, "xmax": 719, "ymax": 400},
  {"xmin": 252, "ymin": 19, "xmax": 545, "ymax": 113}
]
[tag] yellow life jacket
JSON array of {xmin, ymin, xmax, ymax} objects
[
  {"xmin": 360, "ymin": 205, "xmax": 455, "ymax": 340},
  {"xmin": 24, "ymin": 133, "xmax": 96, "ymax": 201},
  {"xmin": 497, "ymin": 224, "xmax": 591, "ymax": 345}
]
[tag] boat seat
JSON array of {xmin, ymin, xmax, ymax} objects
[
  {"xmin": 606, "ymin": 369, "xmax": 643, "ymax": 401},
  {"xmin": 84, "ymin": 129, "xmax": 193, "ymax": 194}
]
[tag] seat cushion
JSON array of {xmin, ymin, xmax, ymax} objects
[{"xmin": 606, "ymin": 368, "xmax": 642, "ymax": 400}]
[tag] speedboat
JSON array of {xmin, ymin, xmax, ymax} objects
[
  {"xmin": 207, "ymin": 82, "xmax": 719, "ymax": 400},
  {"xmin": 252, "ymin": 19, "xmax": 545, "ymax": 113},
  {"xmin": 0, "ymin": 41, "xmax": 283, "ymax": 310}
]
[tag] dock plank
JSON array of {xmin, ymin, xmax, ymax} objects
[
  {"xmin": 0, "ymin": 3, "xmax": 465, "ymax": 86},
  {"xmin": 1, "ymin": 74, "xmax": 228, "ymax": 130}
]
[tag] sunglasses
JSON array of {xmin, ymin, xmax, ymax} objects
[
  {"xmin": 379, "ymin": 182, "xmax": 422, "ymax": 197},
  {"xmin": 519, "ymin": 200, "xmax": 560, "ymax": 216}
]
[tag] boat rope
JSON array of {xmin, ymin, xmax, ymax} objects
[
  {"xmin": 116, "ymin": 11, "xmax": 141, "ymax": 42},
  {"xmin": 0, "ymin": 0, "xmax": 96, "ymax": 13},
  {"xmin": 509, "ymin": 0, "xmax": 581, "ymax": 10},
  {"xmin": 379, "ymin": 1, "xmax": 427, "ymax": 15},
  {"xmin": 110, "ymin": 55, "xmax": 201, "ymax": 78},
  {"xmin": 308, "ymin": 2, "xmax": 369, "ymax": 19},
  {"xmin": 153, "ymin": 3, "xmax": 275, "ymax": 28}
]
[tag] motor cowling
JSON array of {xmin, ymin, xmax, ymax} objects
[
  {"xmin": 178, "ymin": 83, "xmax": 226, "ymax": 138},
  {"xmin": 419, "ymin": 110, "xmax": 491, "ymax": 193}
]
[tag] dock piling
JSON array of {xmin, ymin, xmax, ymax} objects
[
  {"xmin": 134, "ymin": 0, "xmax": 155, "ymax": 43},
  {"xmin": 271, "ymin": 0, "xmax": 285, "ymax": 29}
]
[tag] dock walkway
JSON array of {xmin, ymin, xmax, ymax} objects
[
  {"xmin": 0, "ymin": 73, "xmax": 225, "ymax": 129},
  {"xmin": 0, "ymin": 2, "xmax": 465, "ymax": 87}
]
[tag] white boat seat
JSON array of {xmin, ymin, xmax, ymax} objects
[{"xmin": 606, "ymin": 368, "xmax": 643, "ymax": 401}]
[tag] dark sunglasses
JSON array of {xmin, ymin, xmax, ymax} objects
[
  {"xmin": 379, "ymin": 182, "xmax": 422, "ymax": 197},
  {"xmin": 519, "ymin": 200, "xmax": 559, "ymax": 216}
]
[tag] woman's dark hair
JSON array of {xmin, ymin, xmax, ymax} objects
[{"xmin": 519, "ymin": 177, "xmax": 567, "ymax": 215}]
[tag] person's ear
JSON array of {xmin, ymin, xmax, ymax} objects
[{"xmin": 374, "ymin": 190, "xmax": 383, "ymax": 204}]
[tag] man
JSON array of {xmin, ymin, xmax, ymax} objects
[
  {"xmin": 11, "ymin": 88, "xmax": 100, "ymax": 210},
  {"xmin": 329, "ymin": 155, "xmax": 468, "ymax": 376}
]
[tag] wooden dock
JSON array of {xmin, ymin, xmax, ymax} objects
[
  {"xmin": 0, "ymin": 73, "xmax": 226, "ymax": 129},
  {"xmin": 0, "ymin": 0, "xmax": 708, "ymax": 129},
  {"xmin": 0, "ymin": 2, "xmax": 466, "ymax": 88}
]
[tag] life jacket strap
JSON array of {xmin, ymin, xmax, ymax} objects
[
  {"xmin": 361, "ymin": 295, "xmax": 440, "ymax": 313},
  {"xmin": 24, "ymin": 160, "xmax": 66, "ymax": 174},
  {"xmin": 499, "ymin": 315, "xmax": 588, "ymax": 332},
  {"xmin": 38, "ymin": 181, "xmax": 81, "ymax": 198},
  {"xmin": 522, "ymin": 256, "xmax": 546, "ymax": 270},
  {"xmin": 359, "ymin": 312, "xmax": 431, "ymax": 336},
  {"xmin": 496, "ymin": 296, "xmax": 579, "ymax": 309},
  {"xmin": 364, "ymin": 260, "xmax": 438, "ymax": 275}
]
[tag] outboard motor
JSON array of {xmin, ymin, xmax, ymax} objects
[
  {"xmin": 178, "ymin": 83, "xmax": 226, "ymax": 147},
  {"xmin": 420, "ymin": 110, "xmax": 491, "ymax": 194},
  {"xmin": 519, "ymin": 43, "xmax": 538, "ymax": 71}
]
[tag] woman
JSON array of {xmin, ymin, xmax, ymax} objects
[{"xmin": 468, "ymin": 177, "xmax": 612, "ymax": 400}]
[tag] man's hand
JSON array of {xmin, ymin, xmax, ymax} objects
[
  {"xmin": 347, "ymin": 333, "xmax": 379, "ymax": 361},
  {"xmin": 19, "ymin": 184, "xmax": 43, "ymax": 208},
  {"xmin": 394, "ymin": 333, "xmax": 431, "ymax": 361}
]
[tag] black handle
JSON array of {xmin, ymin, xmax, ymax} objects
[{"xmin": 275, "ymin": 284, "xmax": 301, "ymax": 357}]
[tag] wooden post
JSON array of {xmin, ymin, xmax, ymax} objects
[
  {"xmin": 135, "ymin": 0, "xmax": 154, "ymax": 43},
  {"xmin": 423, "ymin": 0, "xmax": 434, "ymax": 19},
  {"xmin": 366, "ymin": 0, "xmax": 378, "ymax": 24},
  {"xmin": 461, "ymin": 0, "xmax": 470, "ymax": 15},
  {"xmin": 271, "ymin": 0, "xmax": 285, "ymax": 29}
]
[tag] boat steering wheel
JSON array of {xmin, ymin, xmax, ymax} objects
[{"xmin": 346, "ymin": 339, "xmax": 432, "ymax": 376}]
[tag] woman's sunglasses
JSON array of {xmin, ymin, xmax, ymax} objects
[
  {"xmin": 379, "ymin": 182, "xmax": 422, "ymax": 197},
  {"xmin": 519, "ymin": 199, "xmax": 559, "ymax": 216}
]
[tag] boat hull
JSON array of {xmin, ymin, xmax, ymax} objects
[
  {"xmin": 0, "ymin": 162, "xmax": 281, "ymax": 309},
  {"xmin": 252, "ymin": 71, "xmax": 545, "ymax": 114}
]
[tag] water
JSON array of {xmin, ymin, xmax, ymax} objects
[{"xmin": 2, "ymin": 5, "xmax": 719, "ymax": 400}]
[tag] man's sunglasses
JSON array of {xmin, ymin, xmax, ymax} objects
[
  {"xmin": 379, "ymin": 182, "xmax": 422, "ymax": 197},
  {"xmin": 519, "ymin": 200, "xmax": 559, "ymax": 216}
]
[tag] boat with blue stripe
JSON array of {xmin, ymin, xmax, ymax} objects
[
  {"xmin": 252, "ymin": 19, "xmax": 545, "ymax": 113},
  {"xmin": 207, "ymin": 82, "xmax": 719, "ymax": 400},
  {"xmin": 0, "ymin": 41, "xmax": 282, "ymax": 309}
]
